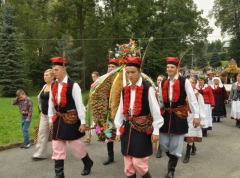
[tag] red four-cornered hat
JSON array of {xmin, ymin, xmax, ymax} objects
[
  {"xmin": 166, "ymin": 57, "xmax": 180, "ymax": 66},
  {"xmin": 125, "ymin": 56, "xmax": 141, "ymax": 68},
  {"xmin": 109, "ymin": 58, "xmax": 119, "ymax": 66},
  {"xmin": 51, "ymin": 57, "xmax": 67, "ymax": 66}
]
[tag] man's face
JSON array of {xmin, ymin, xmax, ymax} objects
[
  {"xmin": 18, "ymin": 94, "xmax": 26, "ymax": 100},
  {"xmin": 207, "ymin": 74, "xmax": 213, "ymax": 79},
  {"xmin": 91, "ymin": 74, "xmax": 99, "ymax": 82},
  {"xmin": 125, "ymin": 66, "xmax": 140, "ymax": 85},
  {"xmin": 108, "ymin": 64, "xmax": 117, "ymax": 73},
  {"xmin": 166, "ymin": 64, "xmax": 178, "ymax": 77},
  {"xmin": 157, "ymin": 76, "xmax": 163, "ymax": 85},
  {"xmin": 52, "ymin": 65, "xmax": 65, "ymax": 80}
]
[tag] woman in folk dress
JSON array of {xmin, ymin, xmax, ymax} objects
[
  {"xmin": 183, "ymin": 77, "xmax": 206, "ymax": 163},
  {"xmin": 211, "ymin": 77, "xmax": 228, "ymax": 122},
  {"xmin": 196, "ymin": 75, "xmax": 215, "ymax": 137},
  {"xmin": 229, "ymin": 74, "xmax": 240, "ymax": 128}
]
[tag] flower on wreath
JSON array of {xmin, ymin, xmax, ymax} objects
[
  {"xmin": 113, "ymin": 39, "xmax": 141, "ymax": 61},
  {"xmin": 95, "ymin": 125, "xmax": 103, "ymax": 134},
  {"xmin": 227, "ymin": 65, "xmax": 238, "ymax": 71},
  {"xmin": 104, "ymin": 128, "xmax": 112, "ymax": 138},
  {"xmin": 108, "ymin": 120, "xmax": 113, "ymax": 129}
]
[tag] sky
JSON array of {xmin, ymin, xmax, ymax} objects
[{"xmin": 193, "ymin": 0, "xmax": 229, "ymax": 42}]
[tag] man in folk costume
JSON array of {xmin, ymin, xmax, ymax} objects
[
  {"xmin": 158, "ymin": 57, "xmax": 200, "ymax": 178},
  {"xmin": 115, "ymin": 56, "xmax": 164, "ymax": 178},
  {"xmin": 206, "ymin": 70, "xmax": 215, "ymax": 85},
  {"xmin": 101, "ymin": 58, "xmax": 120, "ymax": 165},
  {"xmin": 48, "ymin": 57, "xmax": 93, "ymax": 178}
]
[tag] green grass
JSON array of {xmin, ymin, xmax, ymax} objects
[
  {"xmin": 221, "ymin": 60, "xmax": 229, "ymax": 66},
  {"xmin": 0, "ymin": 91, "xmax": 89, "ymax": 146}
]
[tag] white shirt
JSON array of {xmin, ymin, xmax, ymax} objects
[
  {"xmin": 208, "ymin": 78, "xmax": 213, "ymax": 85},
  {"xmin": 48, "ymin": 76, "xmax": 86, "ymax": 124},
  {"xmin": 158, "ymin": 74, "xmax": 200, "ymax": 119},
  {"xmin": 114, "ymin": 77, "xmax": 164, "ymax": 136},
  {"xmin": 194, "ymin": 89, "xmax": 206, "ymax": 125}
]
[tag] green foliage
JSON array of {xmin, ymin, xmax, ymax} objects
[
  {"xmin": 219, "ymin": 52, "xmax": 229, "ymax": 61},
  {"xmin": 228, "ymin": 37, "xmax": 240, "ymax": 65},
  {"xmin": 55, "ymin": 32, "xmax": 85, "ymax": 84},
  {"xmin": 207, "ymin": 40, "xmax": 223, "ymax": 52},
  {"xmin": 211, "ymin": 1, "xmax": 240, "ymax": 66},
  {"xmin": 210, "ymin": 48, "xmax": 221, "ymax": 67},
  {"xmin": 4, "ymin": 0, "xmax": 214, "ymax": 91},
  {"xmin": 0, "ymin": 4, "xmax": 30, "ymax": 97},
  {"xmin": 196, "ymin": 56, "xmax": 208, "ymax": 68}
]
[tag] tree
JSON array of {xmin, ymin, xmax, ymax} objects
[
  {"xmin": 0, "ymin": 4, "xmax": 29, "ymax": 97},
  {"xmin": 210, "ymin": 0, "xmax": 240, "ymax": 64},
  {"xmin": 210, "ymin": 48, "xmax": 221, "ymax": 68},
  {"xmin": 228, "ymin": 37, "xmax": 240, "ymax": 66},
  {"xmin": 196, "ymin": 56, "xmax": 208, "ymax": 68},
  {"xmin": 219, "ymin": 52, "xmax": 228, "ymax": 61},
  {"xmin": 55, "ymin": 32, "xmax": 83, "ymax": 84}
]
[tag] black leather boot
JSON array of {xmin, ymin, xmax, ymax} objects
[
  {"xmin": 212, "ymin": 118, "xmax": 216, "ymax": 123},
  {"xmin": 142, "ymin": 171, "xmax": 152, "ymax": 178},
  {"xmin": 156, "ymin": 144, "xmax": 162, "ymax": 158},
  {"xmin": 103, "ymin": 142, "xmax": 114, "ymax": 165},
  {"xmin": 165, "ymin": 155, "xmax": 178, "ymax": 178},
  {"xmin": 81, "ymin": 153, "xmax": 93, "ymax": 175},
  {"xmin": 183, "ymin": 144, "xmax": 191, "ymax": 163},
  {"xmin": 54, "ymin": 160, "xmax": 65, "ymax": 178},
  {"xmin": 127, "ymin": 174, "xmax": 136, "ymax": 178},
  {"xmin": 236, "ymin": 120, "xmax": 239, "ymax": 126},
  {"xmin": 166, "ymin": 152, "xmax": 171, "ymax": 158},
  {"xmin": 191, "ymin": 142, "xmax": 197, "ymax": 155},
  {"xmin": 217, "ymin": 117, "xmax": 220, "ymax": 122},
  {"xmin": 202, "ymin": 130, "xmax": 207, "ymax": 137}
]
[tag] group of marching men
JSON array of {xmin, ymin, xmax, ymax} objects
[{"xmin": 32, "ymin": 55, "xmax": 240, "ymax": 178}]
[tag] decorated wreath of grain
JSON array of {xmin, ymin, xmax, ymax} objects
[
  {"xmin": 110, "ymin": 70, "xmax": 123, "ymax": 120},
  {"xmin": 89, "ymin": 73, "xmax": 117, "ymax": 123}
]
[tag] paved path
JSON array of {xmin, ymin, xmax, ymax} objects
[{"xmin": 1, "ymin": 104, "xmax": 240, "ymax": 178}]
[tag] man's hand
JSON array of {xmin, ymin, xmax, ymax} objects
[
  {"xmin": 25, "ymin": 118, "xmax": 30, "ymax": 123},
  {"xmin": 79, "ymin": 124, "xmax": 86, "ymax": 133},
  {"xmin": 193, "ymin": 118, "xmax": 200, "ymax": 128},
  {"xmin": 211, "ymin": 107, "xmax": 214, "ymax": 110},
  {"xmin": 49, "ymin": 123, "xmax": 53, "ymax": 131},
  {"xmin": 151, "ymin": 134, "xmax": 159, "ymax": 143},
  {"xmin": 115, "ymin": 135, "xmax": 121, "ymax": 142}
]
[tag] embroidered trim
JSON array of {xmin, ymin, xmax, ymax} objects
[
  {"xmin": 122, "ymin": 84, "xmax": 144, "ymax": 116},
  {"xmin": 51, "ymin": 82, "xmax": 69, "ymax": 108},
  {"xmin": 162, "ymin": 79, "xmax": 180, "ymax": 103}
]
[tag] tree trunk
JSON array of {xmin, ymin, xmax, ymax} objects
[{"xmin": 77, "ymin": 2, "xmax": 86, "ymax": 90}]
